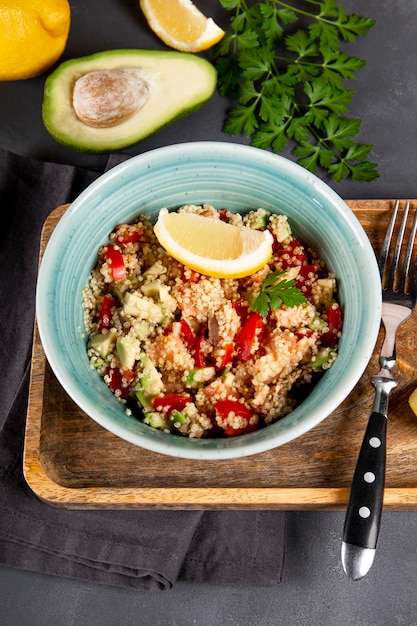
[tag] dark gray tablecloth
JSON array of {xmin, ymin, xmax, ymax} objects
[{"xmin": 0, "ymin": 148, "xmax": 286, "ymax": 590}]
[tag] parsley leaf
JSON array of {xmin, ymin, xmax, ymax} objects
[
  {"xmin": 214, "ymin": 0, "xmax": 378, "ymax": 182},
  {"xmin": 252, "ymin": 270, "xmax": 307, "ymax": 318}
]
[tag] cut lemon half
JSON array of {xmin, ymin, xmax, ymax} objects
[
  {"xmin": 139, "ymin": 0, "xmax": 225, "ymax": 53},
  {"xmin": 409, "ymin": 388, "xmax": 417, "ymax": 416},
  {"xmin": 154, "ymin": 209, "xmax": 274, "ymax": 279}
]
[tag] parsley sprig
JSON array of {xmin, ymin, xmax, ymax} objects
[
  {"xmin": 252, "ymin": 270, "xmax": 307, "ymax": 317},
  {"xmin": 213, "ymin": 0, "xmax": 378, "ymax": 182}
]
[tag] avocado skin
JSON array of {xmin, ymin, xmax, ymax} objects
[{"xmin": 42, "ymin": 49, "xmax": 217, "ymax": 154}]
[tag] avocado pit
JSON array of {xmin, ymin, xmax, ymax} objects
[{"xmin": 73, "ymin": 68, "xmax": 150, "ymax": 128}]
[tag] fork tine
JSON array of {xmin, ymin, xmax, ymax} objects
[
  {"xmin": 387, "ymin": 200, "xmax": 409, "ymax": 289},
  {"xmin": 379, "ymin": 200, "xmax": 399, "ymax": 280},
  {"xmin": 400, "ymin": 203, "xmax": 417, "ymax": 295}
]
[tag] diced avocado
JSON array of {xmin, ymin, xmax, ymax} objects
[
  {"xmin": 144, "ymin": 412, "xmax": 170, "ymax": 431},
  {"xmin": 92, "ymin": 359, "xmax": 106, "ymax": 369},
  {"xmin": 42, "ymin": 49, "xmax": 217, "ymax": 154},
  {"xmin": 309, "ymin": 315, "xmax": 327, "ymax": 332},
  {"xmin": 111, "ymin": 285, "xmax": 124, "ymax": 301},
  {"xmin": 312, "ymin": 278, "xmax": 336, "ymax": 311},
  {"xmin": 285, "ymin": 266, "xmax": 302, "ymax": 281},
  {"xmin": 270, "ymin": 215, "xmax": 292, "ymax": 243},
  {"xmin": 140, "ymin": 279, "xmax": 174, "ymax": 309},
  {"xmin": 169, "ymin": 410, "xmax": 188, "ymax": 426},
  {"xmin": 134, "ymin": 321, "xmax": 153, "ymax": 341},
  {"xmin": 139, "ymin": 353, "xmax": 164, "ymax": 396},
  {"xmin": 135, "ymin": 389, "xmax": 154, "ymax": 412},
  {"xmin": 221, "ymin": 370, "xmax": 235, "ymax": 386},
  {"xmin": 123, "ymin": 291, "xmax": 164, "ymax": 323},
  {"xmin": 140, "ymin": 281, "xmax": 161, "ymax": 299},
  {"xmin": 158, "ymin": 284, "xmax": 172, "ymax": 304},
  {"xmin": 142, "ymin": 261, "xmax": 165, "ymax": 279},
  {"xmin": 89, "ymin": 332, "xmax": 116, "ymax": 358},
  {"xmin": 247, "ymin": 209, "xmax": 269, "ymax": 230},
  {"xmin": 116, "ymin": 336, "xmax": 139, "ymax": 370},
  {"xmin": 310, "ymin": 347, "xmax": 337, "ymax": 370},
  {"xmin": 184, "ymin": 366, "xmax": 216, "ymax": 388}
]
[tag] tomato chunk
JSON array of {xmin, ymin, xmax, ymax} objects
[
  {"xmin": 223, "ymin": 422, "xmax": 258, "ymax": 437},
  {"xmin": 276, "ymin": 239, "xmax": 308, "ymax": 268},
  {"xmin": 321, "ymin": 304, "xmax": 342, "ymax": 347},
  {"xmin": 98, "ymin": 294, "xmax": 118, "ymax": 331},
  {"xmin": 215, "ymin": 399, "xmax": 252, "ymax": 419},
  {"xmin": 234, "ymin": 312, "xmax": 265, "ymax": 361},
  {"xmin": 113, "ymin": 224, "xmax": 143, "ymax": 245},
  {"xmin": 214, "ymin": 400, "xmax": 256, "ymax": 436},
  {"xmin": 152, "ymin": 393, "xmax": 193, "ymax": 413},
  {"xmin": 216, "ymin": 342, "xmax": 234, "ymax": 370},
  {"xmin": 296, "ymin": 264, "xmax": 316, "ymax": 297},
  {"xmin": 105, "ymin": 244, "xmax": 126, "ymax": 281},
  {"xmin": 179, "ymin": 318, "xmax": 196, "ymax": 350},
  {"xmin": 194, "ymin": 335, "xmax": 207, "ymax": 367},
  {"xmin": 233, "ymin": 298, "xmax": 249, "ymax": 324},
  {"xmin": 105, "ymin": 366, "xmax": 130, "ymax": 399}
]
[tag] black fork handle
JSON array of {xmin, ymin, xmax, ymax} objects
[
  {"xmin": 341, "ymin": 410, "xmax": 387, "ymax": 580},
  {"xmin": 343, "ymin": 410, "xmax": 386, "ymax": 541}
]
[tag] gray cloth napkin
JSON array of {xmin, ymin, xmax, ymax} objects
[{"xmin": 0, "ymin": 147, "xmax": 286, "ymax": 590}]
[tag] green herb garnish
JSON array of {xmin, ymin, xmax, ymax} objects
[
  {"xmin": 214, "ymin": 0, "xmax": 378, "ymax": 182},
  {"xmin": 252, "ymin": 270, "xmax": 307, "ymax": 317}
]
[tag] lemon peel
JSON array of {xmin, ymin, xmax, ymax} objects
[
  {"xmin": 154, "ymin": 209, "xmax": 274, "ymax": 279},
  {"xmin": 139, "ymin": 0, "xmax": 225, "ymax": 53}
]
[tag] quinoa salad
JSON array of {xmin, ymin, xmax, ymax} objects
[{"xmin": 82, "ymin": 204, "xmax": 342, "ymax": 438}]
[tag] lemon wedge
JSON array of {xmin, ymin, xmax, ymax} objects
[
  {"xmin": 154, "ymin": 209, "xmax": 274, "ymax": 279},
  {"xmin": 139, "ymin": 0, "xmax": 225, "ymax": 53},
  {"xmin": 409, "ymin": 388, "xmax": 417, "ymax": 416}
]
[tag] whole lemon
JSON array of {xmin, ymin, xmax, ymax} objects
[{"xmin": 0, "ymin": 0, "xmax": 71, "ymax": 81}]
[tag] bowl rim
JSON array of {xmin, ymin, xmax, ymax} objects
[{"xmin": 36, "ymin": 141, "xmax": 382, "ymax": 459}]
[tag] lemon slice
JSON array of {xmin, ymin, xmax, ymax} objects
[
  {"xmin": 154, "ymin": 209, "xmax": 274, "ymax": 279},
  {"xmin": 409, "ymin": 388, "xmax": 417, "ymax": 416},
  {"xmin": 139, "ymin": 0, "xmax": 225, "ymax": 53}
]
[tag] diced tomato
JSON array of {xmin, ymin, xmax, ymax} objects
[
  {"xmin": 321, "ymin": 304, "xmax": 342, "ymax": 347},
  {"xmin": 223, "ymin": 422, "xmax": 258, "ymax": 437},
  {"xmin": 296, "ymin": 264, "xmax": 316, "ymax": 297},
  {"xmin": 193, "ymin": 335, "xmax": 207, "ymax": 368},
  {"xmin": 233, "ymin": 298, "xmax": 249, "ymax": 324},
  {"xmin": 179, "ymin": 318, "xmax": 196, "ymax": 350},
  {"xmin": 218, "ymin": 208, "xmax": 229, "ymax": 222},
  {"xmin": 215, "ymin": 399, "xmax": 253, "ymax": 420},
  {"xmin": 234, "ymin": 312, "xmax": 265, "ymax": 361},
  {"xmin": 104, "ymin": 366, "xmax": 130, "ymax": 399},
  {"xmin": 113, "ymin": 224, "xmax": 143, "ymax": 245},
  {"xmin": 105, "ymin": 244, "xmax": 126, "ymax": 281},
  {"xmin": 152, "ymin": 393, "xmax": 193, "ymax": 413},
  {"xmin": 276, "ymin": 239, "xmax": 308, "ymax": 268},
  {"xmin": 98, "ymin": 294, "xmax": 118, "ymax": 331},
  {"xmin": 216, "ymin": 342, "xmax": 234, "ymax": 370},
  {"xmin": 214, "ymin": 400, "xmax": 256, "ymax": 436}
]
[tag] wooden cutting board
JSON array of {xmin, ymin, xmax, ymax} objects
[{"xmin": 23, "ymin": 200, "xmax": 417, "ymax": 510}]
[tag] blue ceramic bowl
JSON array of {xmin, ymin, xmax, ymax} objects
[{"xmin": 36, "ymin": 142, "xmax": 381, "ymax": 459}]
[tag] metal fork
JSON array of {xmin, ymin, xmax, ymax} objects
[{"xmin": 341, "ymin": 200, "xmax": 417, "ymax": 580}]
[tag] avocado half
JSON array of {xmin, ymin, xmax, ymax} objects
[{"xmin": 42, "ymin": 49, "xmax": 217, "ymax": 154}]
